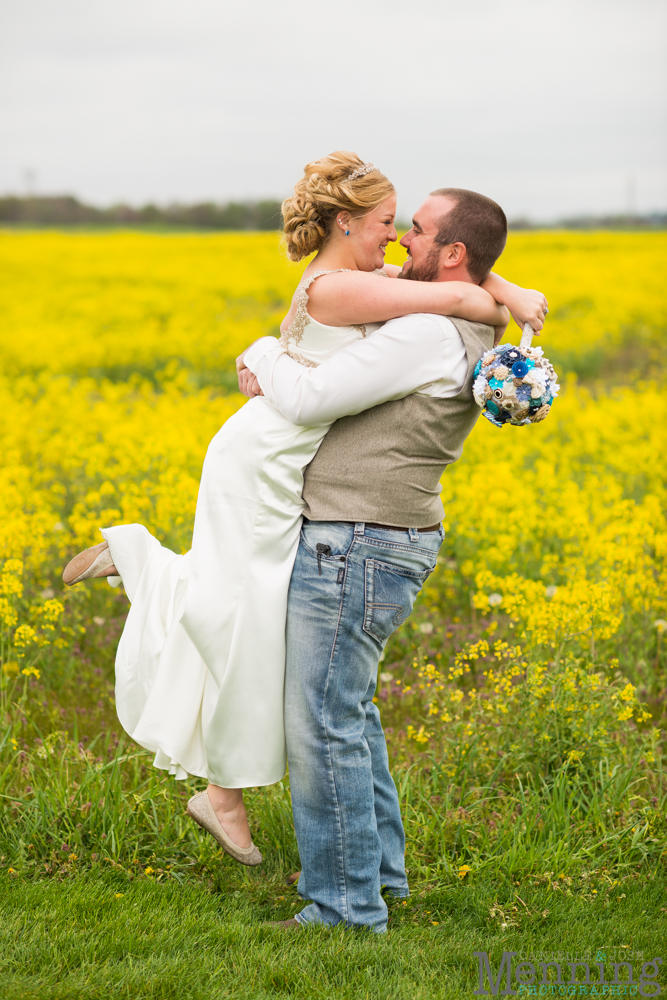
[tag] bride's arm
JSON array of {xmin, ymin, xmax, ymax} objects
[
  {"xmin": 306, "ymin": 271, "xmax": 507, "ymax": 328},
  {"xmin": 377, "ymin": 265, "xmax": 548, "ymax": 335}
]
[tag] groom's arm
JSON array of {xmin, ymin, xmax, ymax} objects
[{"xmin": 242, "ymin": 315, "xmax": 468, "ymax": 426}]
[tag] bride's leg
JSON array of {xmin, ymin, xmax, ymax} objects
[{"xmin": 206, "ymin": 784, "xmax": 252, "ymax": 849}]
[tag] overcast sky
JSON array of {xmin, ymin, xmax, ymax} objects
[{"xmin": 1, "ymin": 0, "xmax": 665, "ymax": 221}]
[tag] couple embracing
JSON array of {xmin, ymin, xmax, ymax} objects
[{"xmin": 63, "ymin": 151, "xmax": 547, "ymax": 933}]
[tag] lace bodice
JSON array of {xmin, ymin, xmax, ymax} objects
[{"xmin": 279, "ymin": 268, "xmax": 388, "ymax": 368}]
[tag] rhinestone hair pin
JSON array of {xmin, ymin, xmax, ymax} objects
[{"xmin": 346, "ymin": 162, "xmax": 377, "ymax": 182}]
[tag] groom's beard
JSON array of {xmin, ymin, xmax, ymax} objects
[{"xmin": 399, "ymin": 245, "xmax": 441, "ymax": 282}]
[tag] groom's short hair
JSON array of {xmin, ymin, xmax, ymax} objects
[{"xmin": 430, "ymin": 188, "xmax": 507, "ymax": 283}]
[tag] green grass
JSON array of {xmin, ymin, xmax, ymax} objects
[{"xmin": 0, "ymin": 864, "xmax": 664, "ymax": 999}]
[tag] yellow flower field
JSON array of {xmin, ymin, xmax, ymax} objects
[
  {"xmin": 0, "ymin": 228, "xmax": 665, "ymax": 875},
  {"xmin": 1, "ymin": 230, "xmax": 665, "ymax": 380},
  {"xmin": 0, "ymin": 230, "xmax": 664, "ymax": 629}
]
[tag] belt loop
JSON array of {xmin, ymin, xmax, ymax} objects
[
  {"xmin": 408, "ymin": 527, "xmax": 419, "ymax": 543},
  {"xmin": 354, "ymin": 522, "xmax": 365, "ymax": 536}
]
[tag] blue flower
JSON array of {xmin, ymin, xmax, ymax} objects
[
  {"xmin": 473, "ymin": 360, "xmax": 482, "ymax": 378},
  {"xmin": 511, "ymin": 360, "xmax": 529, "ymax": 378}
]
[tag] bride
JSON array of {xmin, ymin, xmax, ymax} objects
[{"xmin": 62, "ymin": 151, "xmax": 546, "ymax": 866}]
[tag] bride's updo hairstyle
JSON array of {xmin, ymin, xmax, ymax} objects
[{"xmin": 282, "ymin": 151, "xmax": 394, "ymax": 262}]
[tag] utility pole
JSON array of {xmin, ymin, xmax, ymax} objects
[
  {"xmin": 626, "ymin": 174, "xmax": 637, "ymax": 219},
  {"xmin": 23, "ymin": 168, "xmax": 37, "ymax": 197}
]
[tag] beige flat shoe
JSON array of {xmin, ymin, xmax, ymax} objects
[
  {"xmin": 187, "ymin": 791, "xmax": 262, "ymax": 867},
  {"xmin": 62, "ymin": 541, "xmax": 117, "ymax": 586}
]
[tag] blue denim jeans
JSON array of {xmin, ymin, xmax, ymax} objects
[{"xmin": 285, "ymin": 519, "xmax": 443, "ymax": 932}]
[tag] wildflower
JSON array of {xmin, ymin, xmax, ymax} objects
[
  {"xmin": 619, "ymin": 683, "xmax": 635, "ymax": 702},
  {"xmin": 40, "ymin": 600, "xmax": 64, "ymax": 626},
  {"xmin": 144, "ymin": 866, "xmax": 155, "ymax": 875},
  {"xmin": 115, "ymin": 893, "xmax": 124, "ymax": 898},
  {"xmin": 93, "ymin": 617, "xmax": 106, "ymax": 626},
  {"xmin": 654, "ymin": 619, "xmax": 667, "ymax": 633},
  {"xmin": 21, "ymin": 666, "xmax": 41, "ymax": 679},
  {"xmin": 406, "ymin": 725, "xmax": 430, "ymax": 744},
  {"xmin": 488, "ymin": 593, "xmax": 502, "ymax": 607},
  {"xmin": 458, "ymin": 865, "xmax": 472, "ymax": 879},
  {"xmin": 419, "ymin": 623, "xmax": 433, "ymax": 634},
  {"xmin": 13, "ymin": 625, "xmax": 38, "ymax": 648},
  {"xmin": 2, "ymin": 662, "xmax": 19, "ymax": 675}
]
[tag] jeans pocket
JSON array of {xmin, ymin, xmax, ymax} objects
[{"xmin": 363, "ymin": 558, "xmax": 431, "ymax": 644}]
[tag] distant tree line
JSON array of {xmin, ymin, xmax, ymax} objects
[
  {"xmin": 509, "ymin": 212, "xmax": 667, "ymax": 230},
  {"xmin": 0, "ymin": 196, "xmax": 284, "ymax": 229},
  {"xmin": 0, "ymin": 195, "xmax": 665, "ymax": 231}
]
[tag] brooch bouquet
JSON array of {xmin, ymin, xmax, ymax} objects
[{"xmin": 472, "ymin": 324, "xmax": 560, "ymax": 427}]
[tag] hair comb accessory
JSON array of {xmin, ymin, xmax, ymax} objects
[
  {"xmin": 346, "ymin": 162, "xmax": 377, "ymax": 182},
  {"xmin": 472, "ymin": 323, "xmax": 560, "ymax": 428}
]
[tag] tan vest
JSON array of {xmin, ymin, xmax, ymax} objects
[{"xmin": 301, "ymin": 317, "xmax": 494, "ymax": 528}]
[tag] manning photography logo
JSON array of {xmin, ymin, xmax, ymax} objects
[{"xmin": 473, "ymin": 950, "xmax": 663, "ymax": 996}]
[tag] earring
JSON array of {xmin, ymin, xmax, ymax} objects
[{"xmin": 345, "ymin": 230, "xmax": 350, "ymax": 236}]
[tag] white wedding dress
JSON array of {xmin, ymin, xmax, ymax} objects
[{"xmin": 102, "ymin": 269, "xmax": 382, "ymax": 787}]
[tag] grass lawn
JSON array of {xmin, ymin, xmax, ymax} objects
[{"xmin": 0, "ymin": 863, "xmax": 664, "ymax": 999}]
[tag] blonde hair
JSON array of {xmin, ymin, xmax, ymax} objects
[{"xmin": 282, "ymin": 151, "xmax": 395, "ymax": 262}]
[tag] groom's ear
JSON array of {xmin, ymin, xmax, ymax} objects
[{"xmin": 440, "ymin": 242, "xmax": 468, "ymax": 270}]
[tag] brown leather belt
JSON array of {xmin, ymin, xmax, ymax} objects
[
  {"xmin": 304, "ymin": 518, "xmax": 441, "ymax": 533},
  {"xmin": 363, "ymin": 521, "xmax": 441, "ymax": 532}
]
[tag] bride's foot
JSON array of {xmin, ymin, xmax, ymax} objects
[
  {"xmin": 205, "ymin": 785, "xmax": 252, "ymax": 849},
  {"xmin": 62, "ymin": 541, "xmax": 118, "ymax": 586},
  {"xmin": 186, "ymin": 787, "xmax": 262, "ymax": 866}
]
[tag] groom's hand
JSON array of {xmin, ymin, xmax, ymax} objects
[
  {"xmin": 236, "ymin": 347, "xmax": 264, "ymax": 397},
  {"xmin": 239, "ymin": 369, "xmax": 263, "ymax": 397}
]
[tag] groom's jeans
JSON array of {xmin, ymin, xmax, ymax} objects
[{"xmin": 285, "ymin": 519, "xmax": 443, "ymax": 932}]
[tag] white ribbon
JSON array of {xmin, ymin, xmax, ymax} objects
[{"xmin": 520, "ymin": 322, "xmax": 535, "ymax": 350}]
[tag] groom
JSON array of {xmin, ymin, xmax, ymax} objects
[{"xmin": 239, "ymin": 189, "xmax": 525, "ymax": 932}]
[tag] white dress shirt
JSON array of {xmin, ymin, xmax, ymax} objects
[{"xmin": 244, "ymin": 314, "xmax": 469, "ymax": 427}]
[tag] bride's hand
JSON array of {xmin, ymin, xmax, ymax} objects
[{"xmin": 505, "ymin": 286, "xmax": 549, "ymax": 333}]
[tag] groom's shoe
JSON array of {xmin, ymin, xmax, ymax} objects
[
  {"xmin": 62, "ymin": 541, "xmax": 117, "ymax": 586},
  {"xmin": 269, "ymin": 918, "xmax": 302, "ymax": 930},
  {"xmin": 286, "ymin": 871, "xmax": 301, "ymax": 886},
  {"xmin": 187, "ymin": 791, "xmax": 262, "ymax": 867}
]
